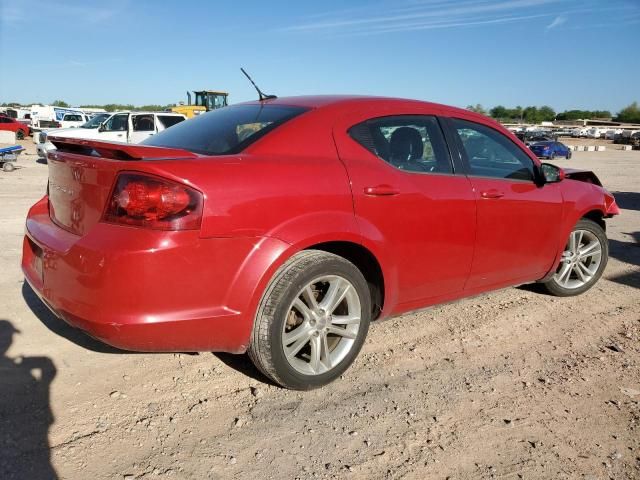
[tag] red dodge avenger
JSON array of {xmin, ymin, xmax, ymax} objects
[{"xmin": 22, "ymin": 96, "xmax": 619, "ymax": 389}]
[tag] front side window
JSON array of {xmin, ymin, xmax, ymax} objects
[
  {"xmin": 103, "ymin": 114, "xmax": 128, "ymax": 131},
  {"xmin": 452, "ymin": 118, "xmax": 535, "ymax": 181},
  {"xmin": 143, "ymin": 104, "xmax": 308, "ymax": 155},
  {"xmin": 63, "ymin": 114, "xmax": 82, "ymax": 122},
  {"xmin": 81, "ymin": 113, "xmax": 110, "ymax": 128},
  {"xmin": 348, "ymin": 115, "xmax": 452, "ymax": 174}
]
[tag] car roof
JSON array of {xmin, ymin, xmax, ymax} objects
[
  {"xmin": 110, "ymin": 111, "xmax": 184, "ymax": 116},
  {"xmin": 237, "ymin": 95, "xmax": 486, "ymax": 120}
]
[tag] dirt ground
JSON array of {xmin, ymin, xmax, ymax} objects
[{"xmin": 1, "ymin": 140, "xmax": 638, "ymax": 480}]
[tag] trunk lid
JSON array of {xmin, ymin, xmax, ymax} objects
[{"xmin": 47, "ymin": 137, "xmax": 198, "ymax": 235}]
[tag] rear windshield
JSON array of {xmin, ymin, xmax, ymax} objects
[{"xmin": 142, "ymin": 104, "xmax": 308, "ymax": 155}]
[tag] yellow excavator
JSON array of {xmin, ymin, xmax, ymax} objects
[{"xmin": 171, "ymin": 90, "xmax": 229, "ymax": 118}]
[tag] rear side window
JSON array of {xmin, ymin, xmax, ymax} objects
[
  {"xmin": 157, "ymin": 115, "xmax": 184, "ymax": 129},
  {"xmin": 143, "ymin": 105, "xmax": 308, "ymax": 155},
  {"xmin": 452, "ymin": 118, "xmax": 535, "ymax": 181},
  {"xmin": 349, "ymin": 115, "xmax": 452, "ymax": 174},
  {"xmin": 63, "ymin": 114, "xmax": 82, "ymax": 121}
]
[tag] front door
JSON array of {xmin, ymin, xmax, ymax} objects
[
  {"xmin": 335, "ymin": 113, "xmax": 476, "ymax": 307},
  {"xmin": 98, "ymin": 113, "xmax": 129, "ymax": 142},
  {"xmin": 446, "ymin": 117, "xmax": 563, "ymax": 289}
]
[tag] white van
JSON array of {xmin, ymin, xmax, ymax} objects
[{"xmin": 37, "ymin": 111, "xmax": 186, "ymax": 159}]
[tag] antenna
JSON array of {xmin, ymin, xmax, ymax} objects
[{"xmin": 240, "ymin": 68, "xmax": 277, "ymax": 101}]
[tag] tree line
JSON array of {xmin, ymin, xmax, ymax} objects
[
  {"xmin": 3, "ymin": 99, "xmax": 639, "ymax": 123},
  {"xmin": 466, "ymin": 102, "xmax": 640, "ymax": 123}
]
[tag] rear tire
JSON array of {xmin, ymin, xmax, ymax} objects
[
  {"xmin": 3, "ymin": 162, "xmax": 15, "ymax": 172},
  {"xmin": 541, "ymin": 219, "xmax": 608, "ymax": 297},
  {"xmin": 16, "ymin": 130, "xmax": 24, "ymax": 140},
  {"xmin": 249, "ymin": 250, "xmax": 371, "ymax": 390}
]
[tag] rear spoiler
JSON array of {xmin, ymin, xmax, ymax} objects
[{"xmin": 48, "ymin": 136, "xmax": 199, "ymax": 160}]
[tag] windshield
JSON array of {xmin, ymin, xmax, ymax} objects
[
  {"xmin": 81, "ymin": 113, "xmax": 110, "ymax": 129},
  {"xmin": 142, "ymin": 104, "xmax": 308, "ymax": 155}
]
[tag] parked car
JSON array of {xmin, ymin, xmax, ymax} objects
[
  {"xmin": 34, "ymin": 113, "xmax": 110, "ymax": 158},
  {"xmin": 0, "ymin": 116, "xmax": 30, "ymax": 139},
  {"xmin": 571, "ymin": 128, "xmax": 588, "ymax": 138},
  {"xmin": 22, "ymin": 96, "xmax": 619, "ymax": 389},
  {"xmin": 529, "ymin": 141, "xmax": 572, "ymax": 159},
  {"xmin": 30, "ymin": 105, "xmax": 87, "ymax": 130},
  {"xmin": 36, "ymin": 112, "xmax": 185, "ymax": 160}
]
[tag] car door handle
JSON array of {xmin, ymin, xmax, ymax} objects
[
  {"xmin": 364, "ymin": 185, "xmax": 400, "ymax": 196},
  {"xmin": 480, "ymin": 189, "xmax": 505, "ymax": 199}
]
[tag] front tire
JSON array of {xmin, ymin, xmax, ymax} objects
[
  {"xmin": 542, "ymin": 219, "xmax": 608, "ymax": 296},
  {"xmin": 16, "ymin": 130, "xmax": 25, "ymax": 140},
  {"xmin": 249, "ymin": 250, "xmax": 371, "ymax": 390}
]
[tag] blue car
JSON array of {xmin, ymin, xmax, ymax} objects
[{"xmin": 529, "ymin": 141, "xmax": 572, "ymax": 159}]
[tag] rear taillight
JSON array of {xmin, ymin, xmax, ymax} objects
[{"xmin": 104, "ymin": 173, "xmax": 203, "ymax": 230}]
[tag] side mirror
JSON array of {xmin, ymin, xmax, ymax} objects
[
  {"xmin": 540, "ymin": 163, "xmax": 564, "ymax": 183},
  {"xmin": 98, "ymin": 124, "xmax": 105, "ymax": 132}
]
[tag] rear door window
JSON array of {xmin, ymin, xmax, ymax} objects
[
  {"xmin": 143, "ymin": 104, "xmax": 308, "ymax": 155},
  {"xmin": 132, "ymin": 114, "xmax": 155, "ymax": 132},
  {"xmin": 349, "ymin": 115, "xmax": 452, "ymax": 174}
]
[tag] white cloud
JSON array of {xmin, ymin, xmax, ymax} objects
[
  {"xmin": 281, "ymin": 0, "xmax": 564, "ymax": 35},
  {"xmin": 546, "ymin": 14, "xmax": 567, "ymax": 29}
]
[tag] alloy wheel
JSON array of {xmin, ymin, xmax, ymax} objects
[
  {"xmin": 553, "ymin": 229, "xmax": 602, "ymax": 289},
  {"xmin": 281, "ymin": 275, "xmax": 362, "ymax": 375}
]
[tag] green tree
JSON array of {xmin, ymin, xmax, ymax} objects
[
  {"xmin": 490, "ymin": 105, "xmax": 508, "ymax": 119},
  {"xmin": 538, "ymin": 105, "xmax": 556, "ymax": 121},
  {"xmin": 51, "ymin": 100, "xmax": 69, "ymax": 107},
  {"xmin": 466, "ymin": 104, "xmax": 487, "ymax": 115},
  {"xmin": 616, "ymin": 102, "xmax": 640, "ymax": 123}
]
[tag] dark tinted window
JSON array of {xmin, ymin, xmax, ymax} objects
[
  {"xmin": 143, "ymin": 105, "xmax": 308, "ymax": 155},
  {"xmin": 349, "ymin": 115, "xmax": 452, "ymax": 174},
  {"xmin": 157, "ymin": 115, "xmax": 184, "ymax": 129},
  {"xmin": 452, "ymin": 118, "xmax": 535, "ymax": 181}
]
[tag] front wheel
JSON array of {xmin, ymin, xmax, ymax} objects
[
  {"xmin": 566, "ymin": 150, "xmax": 572, "ymax": 159},
  {"xmin": 542, "ymin": 219, "xmax": 608, "ymax": 296},
  {"xmin": 249, "ymin": 250, "xmax": 371, "ymax": 390},
  {"xmin": 16, "ymin": 130, "xmax": 25, "ymax": 140}
]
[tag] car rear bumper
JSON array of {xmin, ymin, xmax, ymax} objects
[{"xmin": 22, "ymin": 196, "xmax": 285, "ymax": 353}]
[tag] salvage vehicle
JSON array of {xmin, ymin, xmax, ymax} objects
[
  {"xmin": 30, "ymin": 105, "xmax": 86, "ymax": 130},
  {"xmin": 0, "ymin": 116, "xmax": 30, "ymax": 139},
  {"xmin": 35, "ymin": 111, "xmax": 185, "ymax": 160},
  {"xmin": 22, "ymin": 96, "xmax": 619, "ymax": 390},
  {"xmin": 529, "ymin": 140, "xmax": 572, "ymax": 159}
]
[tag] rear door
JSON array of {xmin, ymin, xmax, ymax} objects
[
  {"xmin": 129, "ymin": 114, "xmax": 156, "ymax": 143},
  {"xmin": 334, "ymin": 111, "xmax": 476, "ymax": 306},
  {"xmin": 445, "ymin": 117, "xmax": 563, "ymax": 289}
]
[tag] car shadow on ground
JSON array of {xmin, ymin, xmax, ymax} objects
[
  {"xmin": 612, "ymin": 191, "xmax": 640, "ymax": 212},
  {"xmin": 0, "ymin": 319, "xmax": 58, "ymax": 479},
  {"xmin": 607, "ymin": 231, "xmax": 640, "ymax": 289},
  {"xmin": 21, "ymin": 282, "xmax": 129, "ymax": 354},
  {"xmin": 213, "ymin": 352, "xmax": 275, "ymax": 386}
]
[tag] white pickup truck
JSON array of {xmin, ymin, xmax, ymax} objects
[{"xmin": 36, "ymin": 111, "xmax": 186, "ymax": 159}]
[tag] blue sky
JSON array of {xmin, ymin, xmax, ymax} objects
[{"xmin": 1, "ymin": 0, "xmax": 638, "ymax": 113}]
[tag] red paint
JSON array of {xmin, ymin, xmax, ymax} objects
[
  {"xmin": 0, "ymin": 116, "xmax": 29, "ymax": 137},
  {"xmin": 22, "ymin": 96, "xmax": 618, "ymax": 352}
]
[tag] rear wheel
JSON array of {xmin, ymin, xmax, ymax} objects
[
  {"xmin": 249, "ymin": 250, "xmax": 371, "ymax": 390},
  {"xmin": 3, "ymin": 162, "xmax": 15, "ymax": 172},
  {"xmin": 542, "ymin": 219, "xmax": 608, "ymax": 296},
  {"xmin": 550, "ymin": 152, "xmax": 556, "ymax": 160},
  {"xmin": 16, "ymin": 130, "xmax": 25, "ymax": 140}
]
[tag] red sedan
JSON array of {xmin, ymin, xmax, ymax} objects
[
  {"xmin": 0, "ymin": 115, "xmax": 30, "ymax": 139},
  {"xmin": 22, "ymin": 96, "xmax": 619, "ymax": 389}
]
